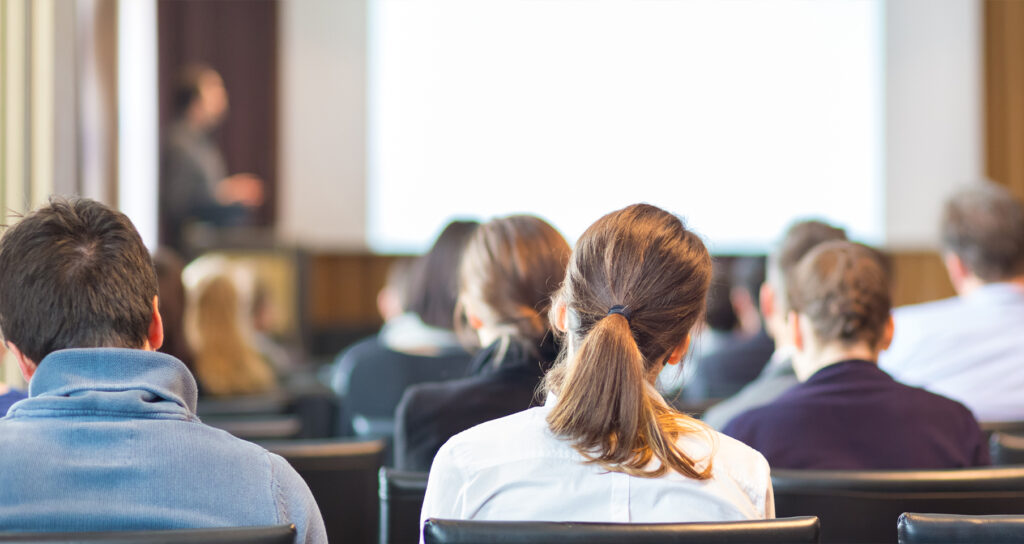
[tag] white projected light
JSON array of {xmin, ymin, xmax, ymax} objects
[{"xmin": 368, "ymin": 0, "xmax": 883, "ymax": 253}]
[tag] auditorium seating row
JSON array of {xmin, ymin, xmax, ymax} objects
[{"xmin": 187, "ymin": 407, "xmax": 1024, "ymax": 544}]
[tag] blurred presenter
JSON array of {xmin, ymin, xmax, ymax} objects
[{"xmin": 161, "ymin": 64, "xmax": 264, "ymax": 255}]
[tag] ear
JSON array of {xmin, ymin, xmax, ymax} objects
[
  {"xmin": 552, "ymin": 299, "xmax": 568, "ymax": 333},
  {"xmin": 786, "ymin": 310, "xmax": 804, "ymax": 352},
  {"xmin": 943, "ymin": 252, "xmax": 968, "ymax": 292},
  {"xmin": 879, "ymin": 314, "xmax": 895, "ymax": 352},
  {"xmin": 147, "ymin": 295, "xmax": 164, "ymax": 351},
  {"xmin": 759, "ymin": 283, "xmax": 775, "ymax": 321},
  {"xmin": 6, "ymin": 342, "xmax": 38, "ymax": 382},
  {"xmin": 665, "ymin": 334, "xmax": 692, "ymax": 366},
  {"xmin": 467, "ymin": 312, "xmax": 485, "ymax": 330}
]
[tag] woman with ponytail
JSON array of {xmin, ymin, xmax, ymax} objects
[{"xmin": 420, "ymin": 204, "xmax": 773, "ymax": 530}]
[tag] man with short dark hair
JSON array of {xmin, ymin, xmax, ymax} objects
[
  {"xmin": 0, "ymin": 198, "xmax": 325, "ymax": 541},
  {"xmin": 879, "ymin": 182, "xmax": 1024, "ymax": 422},
  {"xmin": 723, "ymin": 242, "xmax": 988, "ymax": 470},
  {"xmin": 702, "ymin": 220, "xmax": 847, "ymax": 428}
]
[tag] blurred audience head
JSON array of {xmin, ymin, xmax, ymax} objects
[
  {"xmin": 762, "ymin": 220, "xmax": 847, "ymax": 344},
  {"xmin": 729, "ymin": 255, "xmax": 766, "ymax": 336},
  {"xmin": 704, "ymin": 259, "xmax": 739, "ymax": 333},
  {"xmin": 786, "ymin": 241, "xmax": 892, "ymax": 380},
  {"xmin": 174, "ymin": 63, "xmax": 228, "ymax": 130},
  {"xmin": 183, "ymin": 256, "xmax": 275, "ymax": 396},
  {"xmin": 545, "ymin": 203, "xmax": 712, "ymax": 479},
  {"xmin": 153, "ymin": 247, "xmax": 193, "ymax": 370},
  {"xmin": 941, "ymin": 181, "xmax": 1024, "ymax": 292},
  {"xmin": 377, "ymin": 257, "xmax": 416, "ymax": 323},
  {"xmin": 405, "ymin": 220, "xmax": 480, "ymax": 331},
  {"xmin": 0, "ymin": 197, "xmax": 158, "ymax": 369},
  {"xmin": 456, "ymin": 215, "xmax": 569, "ymax": 357}
]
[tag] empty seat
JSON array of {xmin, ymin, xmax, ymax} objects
[
  {"xmin": 263, "ymin": 439, "xmax": 385, "ymax": 544},
  {"xmin": 378, "ymin": 468, "xmax": 429, "ymax": 544},
  {"xmin": 772, "ymin": 467, "xmax": 1024, "ymax": 544},
  {"xmin": 990, "ymin": 432, "xmax": 1024, "ymax": 466},
  {"xmin": 0, "ymin": 524, "xmax": 294, "ymax": 543},
  {"xmin": 897, "ymin": 513, "xmax": 1024, "ymax": 544},
  {"xmin": 423, "ymin": 517, "xmax": 821, "ymax": 544}
]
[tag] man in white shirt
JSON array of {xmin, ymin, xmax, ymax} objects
[{"xmin": 879, "ymin": 182, "xmax": 1024, "ymax": 423}]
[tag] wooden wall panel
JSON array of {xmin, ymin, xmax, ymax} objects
[
  {"xmin": 888, "ymin": 251, "xmax": 955, "ymax": 307},
  {"xmin": 985, "ymin": 0, "xmax": 1024, "ymax": 201}
]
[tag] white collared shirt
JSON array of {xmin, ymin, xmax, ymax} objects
[
  {"xmin": 419, "ymin": 396, "xmax": 773, "ymax": 539},
  {"xmin": 879, "ymin": 282, "xmax": 1024, "ymax": 422}
]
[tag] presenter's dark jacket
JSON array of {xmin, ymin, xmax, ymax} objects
[
  {"xmin": 393, "ymin": 335, "xmax": 559, "ymax": 472},
  {"xmin": 722, "ymin": 359, "xmax": 990, "ymax": 470}
]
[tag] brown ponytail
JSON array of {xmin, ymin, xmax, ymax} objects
[{"xmin": 545, "ymin": 203, "xmax": 713, "ymax": 479}]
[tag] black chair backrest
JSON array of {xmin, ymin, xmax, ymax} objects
[
  {"xmin": 262, "ymin": 439, "xmax": 385, "ymax": 544},
  {"xmin": 897, "ymin": 513, "xmax": 1024, "ymax": 544},
  {"xmin": 990, "ymin": 432, "xmax": 1024, "ymax": 466},
  {"xmin": 0, "ymin": 524, "xmax": 294, "ymax": 543},
  {"xmin": 772, "ymin": 467, "xmax": 1024, "ymax": 544},
  {"xmin": 379, "ymin": 468, "xmax": 429, "ymax": 544},
  {"xmin": 196, "ymin": 392, "xmax": 292, "ymax": 418},
  {"xmin": 203, "ymin": 415, "xmax": 303, "ymax": 441},
  {"xmin": 423, "ymin": 517, "xmax": 820, "ymax": 544}
]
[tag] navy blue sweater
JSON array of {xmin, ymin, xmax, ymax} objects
[{"xmin": 723, "ymin": 359, "xmax": 990, "ymax": 470}]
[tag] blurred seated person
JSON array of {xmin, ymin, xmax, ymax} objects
[
  {"xmin": 394, "ymin": 215, "xmax": 570, "ymax": 471},
  {"xmin": 184, "ymin": 257, "xmax": 277, "ymax": 397},
  {"xmin": 656, "ymin": 258, "xmax": 738, "ymax": 396},
  {"xmin": 419, "ymin": 205, "xmax": 772, "ymax": 527},
  {"xmin": 161, "ymin": 64, "xmax": 263, "ymax": 255},
  {"xmin": 683, "ymin": 256, "xmax": 773, "ymax": 402},
  {"xmin": 0, "ymin": 345, "xmax": 27, "ymax": 415},
  {"xmin": 703, "ymin": 220, "xmax": 846, "ymax": 429},
  {"xmin": 153, "ymin": 247, "xmax": 194, "ymax": 373},
  {"xmin": 723, "ymin": 241, "xmax": 989, "ymax": 469},
  {"xmin": 880, "ymin": 182, "xmax": 1024, "ymax": 422},
  {"xmin": 331, "ymin": 221, "xmax": 479, "ymax": 434}
]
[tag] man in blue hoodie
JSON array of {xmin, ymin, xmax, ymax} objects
[{"xmin": 0, "ymin": 197, "xmax": 325, "ymax": 542}]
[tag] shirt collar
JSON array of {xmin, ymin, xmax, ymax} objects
[
  {"xmin": 965, "ymin": 281, "xmax": 1024, "ymax": 305},
  {"xmin": 28, "ymin": 348, "xmax": 198, "ymax": 413}
]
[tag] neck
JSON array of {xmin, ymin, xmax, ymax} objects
[
  {"xmin": 958, "ymin": 274, "xmax": 1024, "ymax": 296},
  {"xmin": 794, "ymin": 343, "xmax": 876, "ymax": 381}
]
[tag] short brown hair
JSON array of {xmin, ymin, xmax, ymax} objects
[
  {"xmin": 768, "ymin": 220, "xmax": 848, "ymax": 313},
  {"xmin": 941, "ymin": 182, "xmax": 1024, "ymax": 282},
  {"xmin": 545, "ymin": 204, "xmax": 712, "ymax": 479},
  {"xmin": 0, "ymin": 197, "xmax": 158, "ymax": 362},
  {"xmin": 787, "ymin": 241, "xmax": 891, "ymax": 349}
]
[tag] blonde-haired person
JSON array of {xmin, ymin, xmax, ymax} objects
[
  {"xmin": 420, "ymin": 204, "xmax": 773, "ymax": 530},
  {"xmin": 184, "ymin": 257, "xmax": 277, "ymax": 396},
  {"xmin": 394, "ymin": 215, "xmax": 570, "ymax": 471}
]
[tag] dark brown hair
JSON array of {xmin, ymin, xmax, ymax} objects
[
  {"xmin": 456, "ymin": 216, "xmax": 569, "ymax": 358},
  {"xmin": 942, "ymin": 182, "xmax": 1024, "ymax": 282},
  {"xmin": 787, "ymin": 241, "xmax": 891, "ymax": 349},
  {"xmin": 406, "ymin": 220, "xmax": 480, "ymax": 330},
  {"xmin": 0, "ymin": 197, "xmax": 158, "ymax": 362},
  {"xmin": 545, "ymin": 204, "xmax": 713, "ymax": 479}
]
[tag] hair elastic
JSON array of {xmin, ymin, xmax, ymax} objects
[{"xmin": 607, "ymin": 305, "xmax": 632, "ymax": 324}]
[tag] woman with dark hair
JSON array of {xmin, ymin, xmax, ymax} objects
[
  {"xmin": 331, "ymin": 221, "xmax": 479, "ymax": 438},
  {"xmin": 420, "ymin": 204, "xmax": 772, "ymax": 527},
  {"xmin": 394, "ymin": 215, "xmax": 570, "ymax": 470}
]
